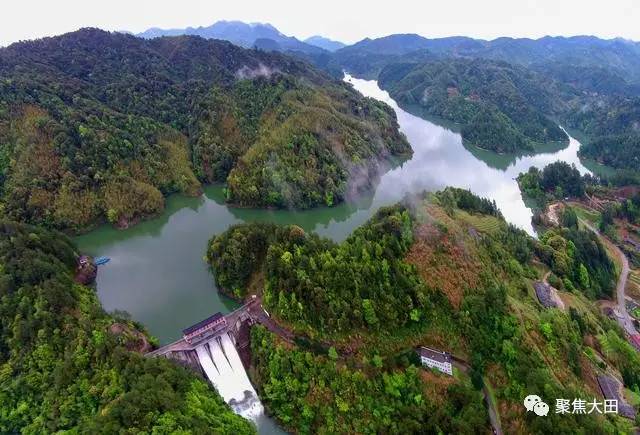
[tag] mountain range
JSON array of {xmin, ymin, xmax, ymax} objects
[
  {"xmin": 137, "ymin": 20, "xmax": 328, "ymax": 54},
  {"xmin": 132, "ymin": 21, "xmax": 640, "ymax": 168},
  {"xmin": 333, "ymin": 33, "xmax": 640, "ymax": 84},
  {"xmin": 304, "ymin": 35, "xmax": 346, "ymax": 51}
]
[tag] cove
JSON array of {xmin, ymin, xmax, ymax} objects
[{"xmin": 75, "ymin": 74, "xmax": 602, "ymax": 434}]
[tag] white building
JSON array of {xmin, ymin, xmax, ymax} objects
[{"xmin": 418, "ymin": 346, "xmax": 453, "ymax": 376}]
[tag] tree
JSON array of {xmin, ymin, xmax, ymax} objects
[
  {"xmin": 328, "ymin": 346, "xmax": 339, "ymax": 360},
  {"xmin": 561, "ymin": 207, "xmax": 579, "ymax": 229},
  {"xmin": 362, "ymin": 299, "xmax": 379, "ymax": 328},
  {"xmin": 578, "ymin": 263, "xmax": 590, "ymax": 289}
]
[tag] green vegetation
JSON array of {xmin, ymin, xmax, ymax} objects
[
  {"xmin": 517, "ymin": 161, "xmax": 586, "ymax": 206},
  {"xmin": 327, "ymin": 34, "xmax": 640, "ymax": 86},
  {"xmin": 378, "ymin": 58, "xmax": 568, "ymax": 153},
  {"xmin": 250, "ymin": 325, "xmax": 487, "ymax": 434},
  {"xmin": 0, "ymin": 29, "xmax": 409, "ymax": 232},
  {"xmin": 616, "ymin": 193, "xmax": 640, "ymax": 225},
  {"xmin": 210, "ymin": 188, "xmax": 632, "ymax": 433},
  {"xmin": 436, "ymin": 186, "xmax": 502, "ymax": 217},
  {"xmin": 329, "ymin": 35, "xmax": 640, "ymax": 168},
  {"xmin": 0, "ymin": 220, "xmax": 253, "ymax": 433},
  {"xmin": 537, "ymin": 227, "xmax": 616, "ymax": 299},
  {"xmin": 207, "ymin": 222, "xmax": 283, "ymax": 300},
  {"xmin": 210, "ymin": 205, "xmax": 421, "ymax": 333},
  {"xmin": 568, "ymin": 95, "xmax": 640, "ymax": 172},
  {"xmin": 580, "ymin": 133, "xmax": 640, "ymax": 171}
]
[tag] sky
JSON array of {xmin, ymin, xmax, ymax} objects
[{"xmin": 2, "ymin": 0, "xmax": 640, "ymax": 47}]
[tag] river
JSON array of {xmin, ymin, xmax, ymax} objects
[{"xmin": 74, "ymin": 74, "xmax": 604, "ymax": 434}]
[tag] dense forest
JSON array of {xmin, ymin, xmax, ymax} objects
[
  {"xmin": 517, "ymin": 161, "xmax": 587, "ymax": 205},
  {"xmin": 3, "ymin": 24, "xmax": 640, "ymax": 435},
  {"xmin": 329, "ymin": 34, "xmax": 640, "ymax": 85},
  {"xmin": 209, "ymin": 205, "xmax": 422, "ymax": 333},
  {"xmin": 0, "ymin": 29, "xmax": 409, "ymax": 232},
  {"xmin": 0, "ymin": 221, "xmax": 253, "ymax": 433},
  {"xmin": 210, "ymin": 188, "xmax": 635, "ymax": 433},
  {"xmin": 320, "ymin": 33, "xmax": 640, "ymax": 167},
  {"xmin": 378, "ymin": 58, "xmax": 569, "ymax": 153},
  {"xmin": 579, "ymin": 133, "xmax": 640, "ymax": 170},
  {"xmin": 537, "ymin": 226, "xmax": 616, "ymax": 299},
  {"xmin": 250, "ymin": 325, "xmax": 486, "ymax": 433}
]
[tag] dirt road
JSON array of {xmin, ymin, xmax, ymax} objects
[{"xmin": 578, "ymin": 218, "xmax": 635, "ymax": 335}]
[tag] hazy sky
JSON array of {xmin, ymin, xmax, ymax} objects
[{"xmin": 2, "ymin": 0, "xmax": 640, "ymax": 47}]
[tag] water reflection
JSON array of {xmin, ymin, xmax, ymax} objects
[
  {"xmin": 74, "ymin": 74, "xmax": 616, "ymax": 435},
  {"xmin": 345, "ymin": 74, "xmax": 592, "ymax": 235},
  {"xmin": 75, "ymin": 75, "xmax": 606, "ymax": 347}
]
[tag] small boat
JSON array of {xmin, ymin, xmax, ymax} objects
[{"xmin": 94, "ymin": 256, "xmax": 111, "ymax": 266}]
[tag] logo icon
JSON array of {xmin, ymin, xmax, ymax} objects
[
  {"xmin": 524, "ymin": 395, "xmax": 548, "ymax": 416},
  {"xmin": 533, "ymin": 401, "xmax": 549, "ymax": 416}
]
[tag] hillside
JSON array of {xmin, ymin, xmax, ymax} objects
[
  {"xmin": 580, "ymin": 134, "xmax": 640, "ymax": 171},
  {"xmin": 378, "ymin": 58, "xmax": 569, "ymax": 153},
  {"xmin": 329, "ymin": 34, "xmax": 439, "ymax": 78},
  {"xmin": 304, "ymin": 35, "xmax": 346, "ymax": 52},
  {"xmin": 208, "ymin": 188, "xmax": 636, "ymax": 433},
  {"xmin": 332, "ymin": 34, "xmax": 640, "ymax": 85},
  {"xmin": 137, "ymin": 20, "xmax": 324, "ymax": 54},
  {"xmin": 569, "ymin": 95, "xmax": 640, "ymax": 171},
  {"xmin": 0, "ymin": 220, "xmax": 254, "ymax": 433},
  {"xmin": 0, "ymin": 29, "xmax": 409, "ymax": 231}
]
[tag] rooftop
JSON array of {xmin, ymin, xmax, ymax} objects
[
  {"xmin": 597, "ymin": 375, "xmax": 636, "ymax": 419},
  {"xmin": 183, "ymin": 312, "xmax": 224, "ymax": 336},
  {"xmin": 418, "ymin": 346, "xmax": 451, "ymax": 364}
]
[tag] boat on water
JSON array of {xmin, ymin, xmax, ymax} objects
[{"xmin": 94, "ymin": 256, "xmax": 111, "ymax": 266}]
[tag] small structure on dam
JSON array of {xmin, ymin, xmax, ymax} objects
[
  {"xmin": 182, "ymin": 312, "xmax": 227, "ymax": 344},
  {"xmin": 146, "ymin": 301, "xmax": 265, "ymax": 420}
]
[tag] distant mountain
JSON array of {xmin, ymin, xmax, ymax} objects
[
  {"xmin": 137, "ymin": 20, "xmax": 325, "ymax": 54},
  {"xmin": 341, "ymin": 34, "xmax": 433, "ymax": 55},
  {"xmin": 304, "ymin": 35, "xmax": 345, "ymax": 52},
  {"xmin": 334, "ymin": 34, "xmax": 640, "ymax": 84}
]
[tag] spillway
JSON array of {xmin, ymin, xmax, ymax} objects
[{"xmin": 195, "ymin": 333, "xmax": 264, "ymax": 420}]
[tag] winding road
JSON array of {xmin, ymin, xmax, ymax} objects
[{"xmin": 578, "ymin": 217, "xmax": 636, "ymax": 335}]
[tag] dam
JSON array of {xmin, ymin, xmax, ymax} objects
[{"xmin": 146, "ymin": 300, "xmax": 264, "ymax": 420}]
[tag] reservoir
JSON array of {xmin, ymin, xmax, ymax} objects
[{"xmin": 75, "ymin": 74, "xmax": 602, "ymax": 434}]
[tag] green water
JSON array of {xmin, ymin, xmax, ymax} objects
[
  {"xmin": 75, "ymin": 184, "xmax": 377, "ymax": 343},
  {"xmin": 74, "ymin": 75, "xmax": 616, "ymax": 434}
]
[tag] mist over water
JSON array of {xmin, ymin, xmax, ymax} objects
[
  {"xmin": 345, "ymin": 74, "xmax": 591, "ymax": 236},
  {"xmin": 75, "ymin": 74, "xmax": 600, "ymax": 435},
  {"xmin": 75, "ymin": 73, "xmax": 598, "ymax": 342}
]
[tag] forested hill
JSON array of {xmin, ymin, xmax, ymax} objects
[
  {"xmin": 0, "ymin": 220, "xmax": 254, "ymax": 433},
  {"xmin": 0, "ymin": 29, "xmax": 409, "ymax": 231},
  {"xmin": 378, "ymin": 58, "xmax": 569, "ymax": 153},
  {"xmin": 208, "ymin": 188, "xmax": 634, "ymax": 433},
  {"xmin": 568, "ymin": 95, "xmax": 640, "ymax": 170},
  {"xmin": 331, "ymin": 34, "xmax": 640, "ymax": 85},
  {"xmin": 326, "ymin": 33, "xmax": 640, "ymax": 166}
]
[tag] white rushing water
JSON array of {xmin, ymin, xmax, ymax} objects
[
  {"xmin": 78, "ymin": 75, "xmax": 612, "ymax": 435},
  {"xmin": 195, "ymin": 334, "xmax": 265, "ymax": 420}
]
